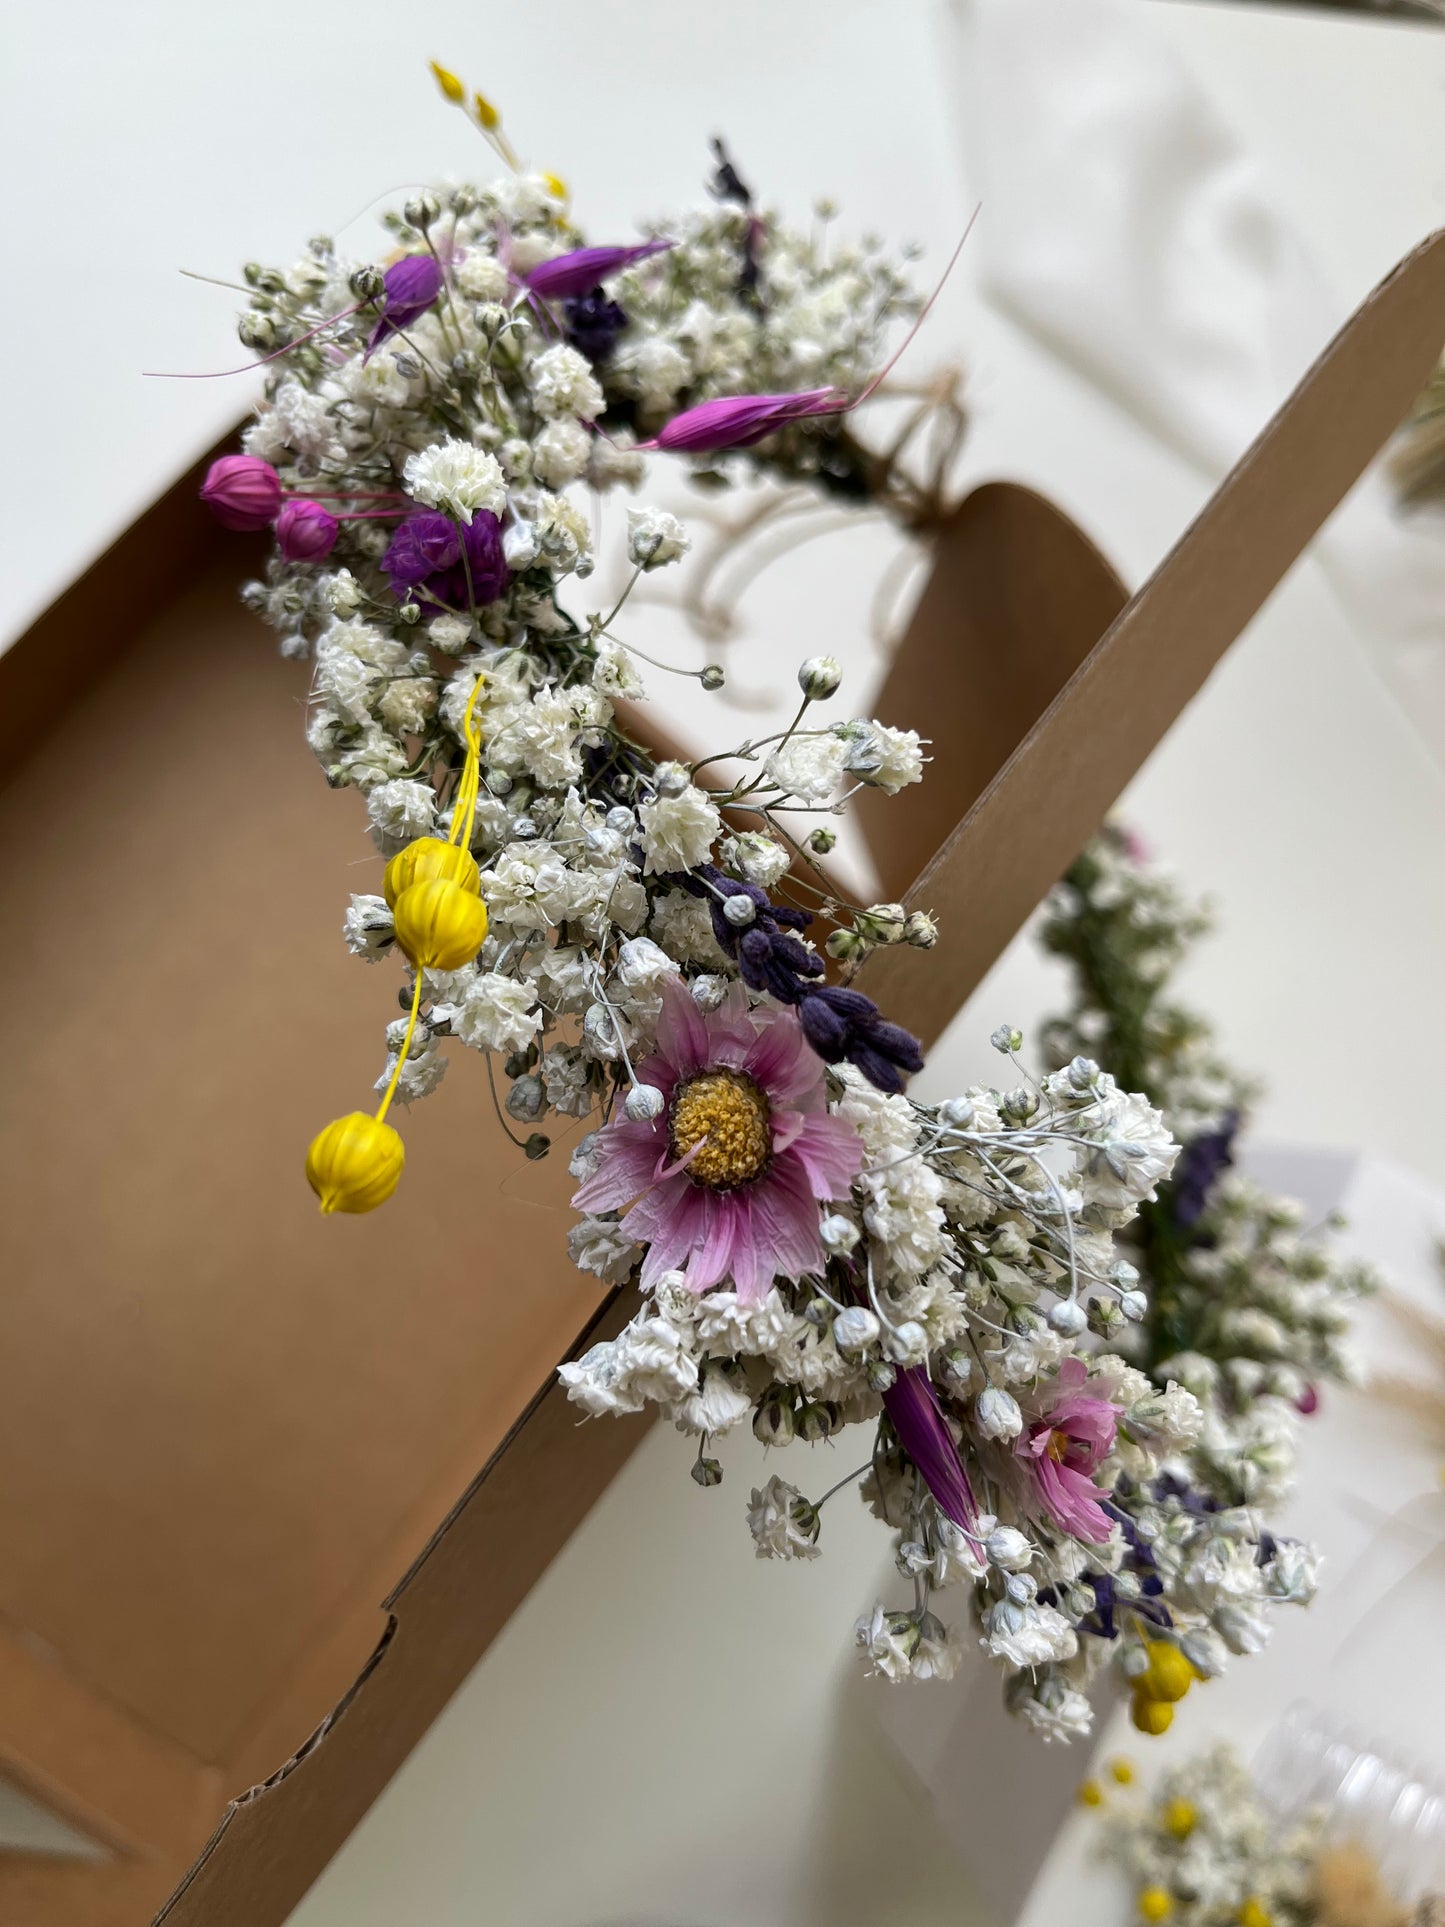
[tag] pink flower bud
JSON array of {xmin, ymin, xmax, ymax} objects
[
  {"xmin": 200, "ymin": 455, "xmax": 282, "ymax": 531},
  {"xmin": 276, "ymin": 497, "xmax": 340, "ymax": 562}
]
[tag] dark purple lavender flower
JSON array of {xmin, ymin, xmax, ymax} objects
[
  {"xmin": 366, "ymin": 254, "xmax": 444, "ymax": 356},
  {"xmin": 275, "ymin": 497, "xmax": 339, "ymax": 562},
  {"xmin": 525, "ymin": 240, "xmax": 672, "ymax": 302},
  {"xmin": 564, "ymin": 288, "xmax": 629, "ymax": 363},
  {"xmin": 658, "ymin": 863, "xmax": 924, "ymax": 1094},
  {"xmin": 883, "ymin": 1367, "xmax": 978, "ymax": 1534},
  {"xmin": 382, "ymin": 508, "xmax": 509, "ymax": 611},
  {"xmin": 1170, "ymin": 1109, "xmax": 1239, "ymax": 1228}
]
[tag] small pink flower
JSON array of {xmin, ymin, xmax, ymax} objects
[
  {"xmin": 1015, "ymin": 1358, "xmax": 1119, "ymax": 1544},
  {"xmin": 200, "ymin": 455, "xmax": 282, "ymax": 531},
  {"xmin": 276, "ymin": 497, "xmax": 340, "ymax": 561},
  {"xmin": 573, "ymin": 977, "xmax": 864, "ymax": 1304}
]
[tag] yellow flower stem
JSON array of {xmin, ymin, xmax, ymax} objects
[
  {"xmin": 375, "ymin": 968, "xmax": 425, "ymax": 1124},
  {"xmin": 448, "ymin": 673, "xmax": 485, "ymax": 853}
]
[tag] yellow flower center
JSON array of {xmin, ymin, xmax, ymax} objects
[{"xmin": 670, "ymin": 1070, "xmax": 772, "ymax": 1190}]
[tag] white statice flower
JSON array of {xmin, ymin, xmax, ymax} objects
[
  {"xmin": 764, "ymin": 732, "xmax": 848, "ymax": 805},
  {"xmin": 527, "ymin": 342, "xmax": 605, "ymax": 420},
  {"xmin": 638, "ymin": 781, "xmax": 721, "ymax": 874},
  {"xmin": 672, "ymin": 1363, "xmax": 754, "ymax": 1437},
  {"xmin": 343, "ymin": 894, "xmax": 394, "ymax": 960},
  {"xmin": 559, "ymin": 1314, "xmax": 698, "ymax": 1418},
  {"xmin": 433, "ymin": 970, "xmax": 540, "ymax": 1054},
  {"xmin": 402, "ymin": 440, "xmax": 506, "ymax": 524},
  {"xmin": 626, "ymin": 506, "xmax": 690, "ymax": 570},
  {"xmin": 567, "ymin": 1215, "xmax": 639, "ymax": 1283},
  {"xmin": 1079, "ymin": 1086, "xmax": 1179, "ymax": 1210},
  {"xmin": 531, "ymin": 417, "xmax": 592, "ymax": 488},
  {"xmin": 365, "ymin": 777, "xmax": 436, "ymax": 844},
  {"xmin": 985, "ymin": 1600, "xmax": 1079, "ymax": 1668},
  {"xmin": 854, "ymin": 1605, "xmax": 918, "ymax": 1681}
]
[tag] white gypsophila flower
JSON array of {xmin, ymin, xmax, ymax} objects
[
  {"xmin": 1214, "ymin": 1604, "xmax": 1272, "ymax": 1655},
  {"xmin": 985, "ymin": 1600, "xmax": 1079, "ymax": 1668},
  {"xmin": 764, "ymin": 732, "xmax": 848, "ymax": 804},
  {"xmin": 986, "ymin": 1526, "xmax": 1035, "ymax": 1572},
  {"xmin": 567, "ymin": 1215, "xmax": 639, "ymax": 1283},
  {"xmin": 1013, "ymin": 1679, "xmax": 1094, "ymax": 1743},
  {"xmin": 455, "ymin": 250, "xmax": 509, "ymax": 301},
  {"xmin": 1080, "ymin": 1087, "xmax": 1179, "ymax": 1209},
  {"xmin": 527, "ymin": 342, "xmax": 605, "ymax": 421},
  {"xmin": 558, "ymin": 1314, "xmax": 699, "ymax": 1418},
  {"xmin": 911, "ymin": 1620, "xmax": 965, "ymax": 1683},
  {"xmin": 542, "ymin": 1045, "xmax": 594, "ymax": 1117},
  {"xmin": 533, "ymin": 491, "xmax": 592, "ymax": 570},
  {"xmin": 672, "ymin": 1363, "xmax": 754, "ymax": 1437},
  {"xmin": 976, "ymin": 1388, "xmax": 1024, "ymax": 1441},
  {"xmin": 1125, "ymin": 1380, "xmax": 1204, "ymax": 1454},
  {"xmin": 376, "ymin": 677, "xmax": 437, "ymax": 735},
  {"xmin": 855, "ymin": 1605, "xmax": 918, "ymax": 1681},
  {"xmin": 587, "ymin": 433, "xmax": 647, "ymax": 490},
  {"xmin": 626, "ymin": 506, "xmax": 690, "ymax": 570},
  {"xmin": 434, "ymin": 970, "xmax": 540, "ymax": 1054},
  {"xmin": 531, "ymin": 417, "xmax": 592, "ymax": 488},
  {"xmin": 427, "ymin": 612, "xmax": 473, "ymax": 654},
  {"xmin": 850, "ymin": 722, "xmax": 926, "ymax": 793},
  {"xmin": 648, "ymin": 889, "xmax": 727, "ymax": 968},
  {"xmin": 343, "ymin": 894, "xmax": 395, "ymax": 961},
  {"xmin": 638, "ymin": 783, "xmax": 721, "ymax": 874},
  {"xmin": 720, "ymin": 831, "xmax": 791, "ymax": 888},
  {"xmin": 373, "ymin": 1044, "xmax": 447, "ymax": 1106},
  {"xmin": 591, "ymin": 637, "xmax": 646, "ymax": 700},
  {"xmin": 402, "ymin": 440, "xmax": 506, "ymax": 524},
  {"xmin": 365, "ymin": 777, "xmax": 436, "ymax": 843},
  {"xmin": 746, "ymin": 1475, "xmax": 822, "ymax": 1560}
]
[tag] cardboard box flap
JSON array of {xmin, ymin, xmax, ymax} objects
[{"xmin": 863, "ymin": 229, "xmax": 1445, "ymax": 1044}]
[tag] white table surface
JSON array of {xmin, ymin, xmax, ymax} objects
[{"xmin": 4, "ymin": 2, "xmax": 1444, "ymax": 1921}]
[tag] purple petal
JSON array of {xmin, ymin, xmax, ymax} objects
[
  {"xmin": 643, "ymin": 388, "xmax": 846, "ymax": 454},
  {"xmin": 526, "ymin": 240, "xmax": 673, "ymax": 302},
  {"xmin": 883, "ymin": 1368, "xmax": 978, "ymax": 1534},
  {"xmin": 366, "ymin": 254, "xmax": 444, "ymax": 355}
]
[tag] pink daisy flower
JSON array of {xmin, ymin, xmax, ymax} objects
[
  {"xmin": 573, "ymin": 977, "xmax": 864, "ymax": 1304},
  {"xmin": 1015, "ymin": 1358, "xmax": 1120, "ymax": 1544}
]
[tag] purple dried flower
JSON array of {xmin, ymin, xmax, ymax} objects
[
  {"xmin": 883, "ymin": 1367, "xmax": 978, "ymax": 1534},
  {"xmin": 564, "ymin": 288, "xmax": 629, "ymax": 363},
  {"xmin": 796, "ymin": 985, "xmax": 924, "ymax": 1094},
  {"xmin": 275, "ymin": 497, "xmax": 339, "ymax": 562},
  {"xmin": 366, "ymin": 254, "xmax": 444, "ymax": 356},
  {"xmin": 382, "ymin": 508, "xmax": 508, "ymax": 610},
  {"xmin": 640, "ymin": 388, "xmax": 847, "ymax": 454},
  {"xmin": 200, "ymin": 455, "xmax": 282, "ymax": 531},
  {"xmin": 525, "ymin": 240, "xmax": 672, "ymax": 302}
]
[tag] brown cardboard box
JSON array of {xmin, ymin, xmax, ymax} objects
[{"xmin": 0, "ymin": 230, "xmax": 1440, "ymax": 1927}]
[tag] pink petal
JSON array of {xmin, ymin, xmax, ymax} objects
[
  {"xmin": 749, "ymin": 1155, "xmax": 826, "ymax": 1283},
  {"xmin": 633, "ymin": 1177, "xmax": 710, "ymax": 1284},
  {"xmin": 785, "ymin": 1112, "xmax": 865, "ymax": 1201},
  {"xmin": 743, "ymin": 1013, "xmax": 824, "ymax": 1110},
  {"xmin": 654, "ymin": 975, "xmax": 709, "ymax": 1078},
  {"xmin": 572, "ymin": 1119, "xmax": 667, "ymax": 1211},
  {"xmin": 705, "ymin": 983, "xmax": 759, "ymax": 1069},
  {"xmin": 771, "ymin": 1110, "xmax": 806, "ymax": 1156},
  {"xmin": 687, "ymin": 1190, "xmax": 744, "ymax": 1294}
]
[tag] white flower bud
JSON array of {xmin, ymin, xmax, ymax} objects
[
  {"xmin": 886, "ymin": 1320, "xmax": 929, "ymax": 1368},
  {"xmin": 975, "ymin": 1387, "xmax": 1023, "ymax": 1440},
  {"xmin": 941, "ymin": 1347, "xmax": 973, "ymax": 1387},
  {"xmin": 990, "ymin": 1025, "xmax": 1023, "ymax": 1054},
  {"xmin": 986, "ymin": 1526, "xmax": 1034, "ymax": 1571},
  {"xmin": 1048, "ymin": 1298, "xmax": 1088, "ymax": 1337},
  {"xmin": 653, "ymin": 760, "xmax": 691, "ymax": 799},
  {"xmin": 832, "ymin": 1306, "xmax": 880, "ymax": 1353},
  {"xmin": 1004, "ymin": 1571, "xmax": 1037, "ymax": 1605},
  {"xmin": 690, "ymin": 973, "xmax": 728, "ymax": 1012},
  {"xmin": 856, "ymin": 902, "xmax": 908, "ymax": 945},
  {"xmin": 819, "ymin": 1213, "xmax": 860, "ymax": 1254},
  {"xmin": 722, "ymin": 893, "xmax": 756, "ymax": 928},
  {"xmin": 1119, "ymin": 1290, "xmax": 1148, "ymax": 1322},
  {"xmin": 624, "ymin": 1082, "xmax": 666, "ymax": 1122},
  {"xmin": 797, "ymin": 655, "xmax": 842, "ymax": 701},
  {"xmin": 940, "ymin": 1096, "xmax": 977, "ymax": 1128}
]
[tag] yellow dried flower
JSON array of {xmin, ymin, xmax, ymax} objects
[
  {"xmin": 383, "ymin": 835, "xmax": 480, "ymax": 911},
  {"xmin": 305, "ymin": 1112, "xmax": 405, "ymax": 1215},
  {"xmin": 1164, "ymin": 1797, "xmax": 1197, "ymax": 1839},
  {"xmin": 473, "ymin": 90, "xmax": 501, "ymax": 131},
  {"xmin": 1139, "ymin": 1640, "xmax": 1194, "ymax": 1704},
  {"xmin": 1238, "ymin": 1898, "xmax": 1272, "ymax": 1927},
  {"xmin": 1110, "ymin": 1758, "xmax": 1137, "ymax": 1786},
  {"xmin": 429, "ymin": 60, "xmax": 466, "ymax": 104},
  {"xmin": 1140, "ymin": 1888, "xmax": 1174, "ymax": 1922},
  {"xmin": 393, "ymin": 877, "xmax": 489, "ymax": 971},
  {"xmin": 1078, "ymin": 1778, "xmax": 1105, "ymax": 1808},
  {"xmin": 1131, "ymin": 1695, "xmax": 1174, "ymax": 1736},
  {"xmin": 541, "ymin": 171, "xmax": 568, "ymax": 204}
]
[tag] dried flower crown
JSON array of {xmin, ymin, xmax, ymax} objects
[{"xmin": 188, "ymin": 72, "xmax": 1364, "ymax": 1730}]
